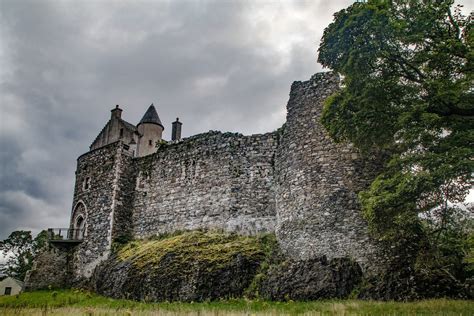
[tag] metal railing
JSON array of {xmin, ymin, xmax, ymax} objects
[{"xmin": 47, "ymin": 228, "xmax": 84, "ymax": 241}]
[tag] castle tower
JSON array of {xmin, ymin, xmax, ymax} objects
[
  {"xmin": 275, "ymin": 72, "xmax": 383, "ymax": 272},
  {"xmin": 137, "ymin": 104, "xmax": 164, "ymax": 157},
  {"xmin": 67, "ymin": 140, "xmax": 135, "ymax": 281}
]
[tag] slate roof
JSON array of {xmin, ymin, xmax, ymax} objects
[
  {"xmin": 139, "ymin": 104, "xmax": 164, "ymax": 129},
  {"xmin": 120, "ymin": 119, "xmax": 138, "ymax": 132}
]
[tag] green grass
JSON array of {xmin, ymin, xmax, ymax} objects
[{"xmin": 0, "ymin": 290, "xmax": 473, "ymax": 315}]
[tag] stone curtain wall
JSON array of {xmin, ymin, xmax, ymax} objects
[
  {"xmin": 275, "ymin": 72, "xmax": 382, "ymax": 271},
  {"xmin": 71, "ymin": 142, "xmax": 131, "ymax": 280},
  {"xmin": 132, "ymin": 131, "xmax": 278, "ymax": 238}
]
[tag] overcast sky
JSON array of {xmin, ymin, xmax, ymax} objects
[{"xmin": 0, "ymin": 0, "xmax": 472, "ymax": 240}]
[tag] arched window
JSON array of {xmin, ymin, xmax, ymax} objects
[
  {"xmin": 74, "ymin": 215, "xmax": 85, "ymax": 239},
  {"xmin": 71, "ymin": 202, "xmax": 87, "ymax": 240}
]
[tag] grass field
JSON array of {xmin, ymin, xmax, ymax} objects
[{"xmin": 0, "ymin": 289, "xmax": 473, "ymax": 315}]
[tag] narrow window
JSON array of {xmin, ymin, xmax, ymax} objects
[
  {"xmin": 4, "ymin": 287, "xmax": 12, "ymax": 295},
  {"xmin": 149, "ymin": 140, "xmax": 152, "ymax": 146},
  {"xmin": 75, "ymin": 215, "xmax": 85, "ymax": 239},
  {"xmin": 119, "ymin": 128, "xmax": 124, "ymax": 138},
  {"xmin": 83, "ymin": 177, "xmax": 91, "ymax": 190}
]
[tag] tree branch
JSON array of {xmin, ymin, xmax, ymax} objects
[{"xmin": 447, "ymin": 7, "xmax": 461, "ymax": 40}]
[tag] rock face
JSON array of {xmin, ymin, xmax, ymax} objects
[
  {"xmin": 91, "ymin": 231, "xmax": 270, "ymax": 302},
  {"xmin": 90, "ymin": 231, "xmax": 367, "ymax": 302},
  {"xmin": 259, "ymin": 257, "xmax": 363, "ymax": 301},
  {"xmin": 359, "ymin": 267, "xmax": 473, "ymax": 301},
  {"xmin": 24, "ymin": 246, "xmax": 70, "ymax": 290}
]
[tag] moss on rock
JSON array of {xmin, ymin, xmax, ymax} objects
[{"xmin": 91, "ymin": 230, "xmax": 276, "ymax": 302}]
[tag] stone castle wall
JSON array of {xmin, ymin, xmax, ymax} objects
[
  {"xmin": 71, "ymin": 142, "xmax": 134, "ymax": 279},
  {"xmin": 71, "ymin": 130, "xmax": 279, "ymax": 280},
  {"xmin": 275, "ymin": 72, "xmax": 382, "ymax": 271},
  {"xmin": 66, "ymin": 71, "xmax": 383, "ymax": 281},
  {"xmin": 132, "ymin": 131, "xmax": 278, "ymax": 238}
]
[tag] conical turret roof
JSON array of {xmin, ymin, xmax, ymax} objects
[{"xmin": 138, "ymin": 104, "xmax": 164, "ymax": 129}]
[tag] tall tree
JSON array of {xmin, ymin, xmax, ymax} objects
[
  {"xmin": 0, "ymin": 230, "xmax": 48, "ymax": 281},
  {"xmin": 318, "ymin": 0, "xmax": 473, "ymax": 249}
]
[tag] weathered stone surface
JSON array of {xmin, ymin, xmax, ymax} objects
[
  {"xmin": 259, "ymin": 257, "xmax": 363, "ymax": 301},
  {"xmin": 359, "ymin": 267, "xmax": 473, "ymax": 301},
  {"xmin": 132, "ymin": 131, "xmax": 278, "ymax": 238},
  {"xmin": 90, "ymin": 231, "xmax": 268, "ymax": 302},
  {"xmin": 71, "ymin": 142, "xmax": 134, "ymax": 281},
  {"xmin": 274, "ymin": 72, "xmax": 384, "ymax": 273},
  {"xmin": 24, "ymin": 246, "xmax": 70, "ymax": 290}
]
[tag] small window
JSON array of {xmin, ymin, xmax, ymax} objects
[
  {"xmin": 74, "ymin": 215, "xmax": 85, "ymax": 239},
  {"xmin": 149, "ymin": 140, "xmax": 152, "ymax": 146},
  {"xmin": 83, "ymin": 177, "xmax": 91, "ymax": 191},
  {"xmin": 119, "ymin": 128, "xmax": 124, "ymax": 138},
  {"xmin": 4, "ymin": 287, "xmax": 12, "ymax": 295}
]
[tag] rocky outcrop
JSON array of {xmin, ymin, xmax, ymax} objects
[
  {"xmin": 91, "ymin": 231, "xmax": 273, "ymax": 302},
  {"xmin": 359, "ymin": 267, "xmax": 473, "ymax": 301},
  {"xmin": 24, "ymin": 246, "xmax": 71, "ymax": 290},
  {"xmin": 89, "ymin": 230, "xmax": 370, "ymax": 302},
  {"xmin": 259, "ymin": 257, "xmax": 363, "ymax": 301},
  {"xmin": 89, "ymin": 229, "xmax": 472, "ymax": 302}
]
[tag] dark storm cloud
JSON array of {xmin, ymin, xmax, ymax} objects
[{"xmin": 0, "ymin": 0, "xmax": 355, "ymax": 239}]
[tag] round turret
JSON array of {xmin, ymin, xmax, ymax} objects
[{"xmin": 137, "ymin": 104, "xmax": 164, "ymax": 157}]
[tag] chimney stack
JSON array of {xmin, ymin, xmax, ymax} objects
[
  {"xmin": 172, "ymin": 117, "xmax": 182, "ymax": 141},
  {"xmin": 111, "ymin": 105, "xmax": 122, "ymax": 119}
]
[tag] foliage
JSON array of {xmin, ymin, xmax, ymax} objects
[
  {"xmin": 1, "ymin": 290, "xmax": 474, "ymax": 315},
  {"xmin": 0, "ymin": 230, "xmax": 48, "ymax": 281},
  {"xmin": 318, "ymin": 0, "xmax": 473, "ymax": 272},
  {"xmin": 154, "ymin": 139, "xmax": 168, "ymax": 150}
]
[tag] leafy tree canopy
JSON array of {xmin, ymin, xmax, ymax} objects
[
  {"xmin": 318, "ymin": 0, "xmax": 473, "ymax": 247},
  {"xmin": 0, "ymin": 230, "xmax": 48, "ymax": 281}
]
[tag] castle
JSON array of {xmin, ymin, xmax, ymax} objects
[
  {"xmin": 27, "ymin": 72, "xmax": 383, "ymax": 288},
  {"xmin": 89, "ymin": 103, "xmax": 183, "ymax": 158}
]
